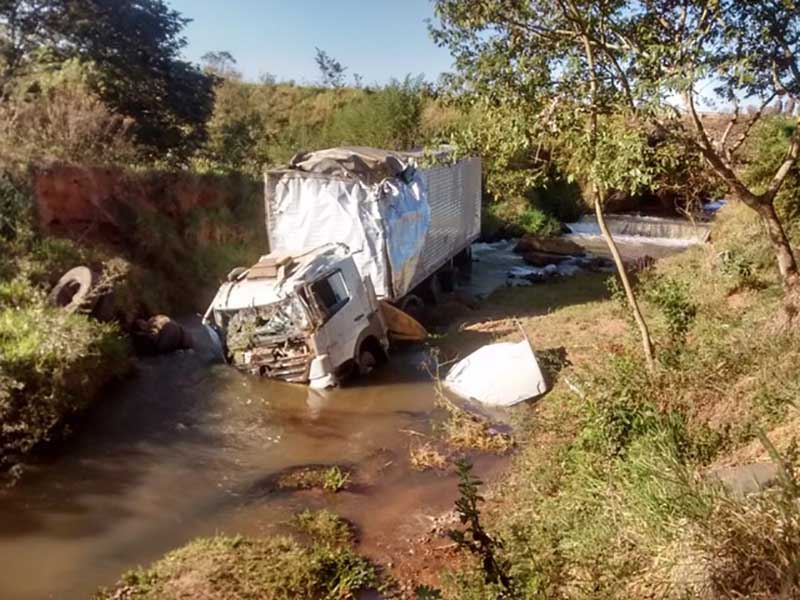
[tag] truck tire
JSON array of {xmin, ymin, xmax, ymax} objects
[
  {"xmin": 357, "ymin": 347, "xmax": 378, "ymax": 376},
  {"xmin": 398, "ymin": 294, "xmax": 424, "ymax": 321},
  {"xmin": 454, "ymin": 246, "xmax": 473, "ymax": 278},
  {"xmin": 49, "ymin": 266, "xmax": 99, "ymax": 313},
  {"xmin": 424, "ymin": 273, "xmax": 444, "ymax": 305},
  {"xmin": 438, "ymin": 266, "xmax": 456, "ymax": 293}
]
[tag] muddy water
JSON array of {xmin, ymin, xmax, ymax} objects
[{"xmin": 0, "ymin": 326, "xmax": 504, "ymax": 600}]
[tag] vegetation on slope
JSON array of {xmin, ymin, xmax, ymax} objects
[{"xmin": 434, "ymin": 203, "xmax": 800, "ymax": 599}]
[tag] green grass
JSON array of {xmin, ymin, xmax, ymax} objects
[
  {"xmin": 0, "ymin": 301, "xmax": 129, "ymax": 466},
  {"xmin": 94, "ymin": 535, "xmax": 377, "ymax": 600}
]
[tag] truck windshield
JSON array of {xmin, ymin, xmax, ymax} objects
[{"xmin": 310, "ymin": 271, "xmax": 349, "ymax": 318}]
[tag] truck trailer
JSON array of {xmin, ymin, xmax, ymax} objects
[{"xmin": 203, "ymin": 146, "xmax": 481, "ymax": 387}]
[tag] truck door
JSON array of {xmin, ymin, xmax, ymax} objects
[{"xmin": 307, "ymin": 262, "xmax": 366, "ymax": 369}]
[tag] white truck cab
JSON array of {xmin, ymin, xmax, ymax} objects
[{"xmin": 203, "ymin": 244, "xmax": 388, "ymax": 388}]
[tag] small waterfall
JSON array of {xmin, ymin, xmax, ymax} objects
[{"xmin": 565, "ymin": 215, "xmax": 710, "ymax": 244}]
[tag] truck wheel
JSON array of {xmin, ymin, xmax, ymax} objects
[
  {"xmin": 425, "ymin": 273, "xmax": 444, "ymax": 305},
  {"xmin": 398, "ymin": 294, "xmax": 424, "ymax": 321},
  {"xmin": 358, "ymin": 348, "xmax": 377, "ymax": 376},
  {"xmin": 439, "ymin": 266, "xmax": 456, "ymax": 293},
  {"xmin": 454, "ymin": 247, "xmax": 473, "ymax": 279}
]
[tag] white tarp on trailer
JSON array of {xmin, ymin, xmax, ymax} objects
[
  {"xmin": 444, "ymin": 341, "xmax": 548, "ymax": 406},
  {"xmin": 265, "ymin": 146, "xmax": 480, "ymax": 301},
  {"xmin": 268, "ymin": 169, "xmax": 429, "ymax": 299}
]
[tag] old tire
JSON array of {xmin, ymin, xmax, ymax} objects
[{"xmin": 49, "ymin": 266, "xmax": 99, "ymax": 313}]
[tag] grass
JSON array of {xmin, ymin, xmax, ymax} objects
[
  {"xmin": 276, "ymin": 465, "xmax": 352, "ymax": 493},
  {"xmin": 94, "ymin": 534, "xmax": 377, "ymax": 600},
  {"xmin": 430, "ymin": 202, "xmax": 800, "ymax": 599},
  {"xmin": 292, "ymin": 509, "xmax": 354, "ymax": 547}
]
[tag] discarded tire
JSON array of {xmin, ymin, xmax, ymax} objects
[{"xmin": 48, "ymin": 266, "xmax": 100, "ymax": 313}]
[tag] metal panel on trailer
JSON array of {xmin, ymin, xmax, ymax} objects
[{"xmin": 408, "ymin": 157, "xmax": 481, "ymax": 291}]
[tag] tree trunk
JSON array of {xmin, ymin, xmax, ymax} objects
[
  {"xmin": 595, "ymin": 195, "xmax": 656, "ymax": 370},
  {"xmin": 753, "ymin": 200, "xmax": 800, "ymax": 288}
]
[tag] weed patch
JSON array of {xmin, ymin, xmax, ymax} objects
[{"xmin": 95, "ymin": 534, "xmax": 377, "ymax": 600}]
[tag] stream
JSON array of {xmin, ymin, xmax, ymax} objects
[{"xmin": 0, "ymin": 216, "xmax": 705, "ymax": 599}]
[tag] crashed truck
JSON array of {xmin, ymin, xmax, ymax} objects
[{"xmin": 203, "ymin": 147, "xmax": 481, "ymax": 388}]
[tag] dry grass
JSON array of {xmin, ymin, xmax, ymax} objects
[
  {"xmin": 409, "ymin": 441, "xmax": 449, "ymax": 471},
  {"xmin": 433, "ymin": 382, "xmax": 515, "ymax": 454}
]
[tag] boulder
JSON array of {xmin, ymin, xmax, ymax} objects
[
  {"xmin": 514, "ymin": 234, "xmax": 585, "ymax": 256},
  {"xmin": 133, "ymin": 315, "xmax": 192, "ymax": 355},
  {"xmin": 521, "ymin": 251, "xmax": 571, "ymax": 267}
]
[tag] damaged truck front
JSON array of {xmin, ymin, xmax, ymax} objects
[{"xmin": 204, "ymin": 245, "xmax": 388, "ymax": 388}]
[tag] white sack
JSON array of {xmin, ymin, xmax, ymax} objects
[{"xmin": 444, "ymin": 341, "xmax": 547, "ymax": 407}]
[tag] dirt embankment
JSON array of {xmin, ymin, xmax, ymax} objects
[{"xmin": 33, "ymin": 164, "xmax": 266, "ymax": 313}]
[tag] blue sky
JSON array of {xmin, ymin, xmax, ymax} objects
[{"xmin": 167, "ymin": 0, "xmax": 454, "ymax": 85}]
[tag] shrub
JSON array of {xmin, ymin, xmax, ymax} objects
[
  {"xmin": 324, "ymin": 76, "xmax": 424, "ymax": 150},
  {"xmin": 0, "ymin": 303, "xmax": 129, "ymax": 466},
  {"xmin": 644, "ymin": 276, "xmax": 697, "ymax": 345},
  {"xmin": 0, "ymin": 60, "xmax": 138, "ymax": 170}
]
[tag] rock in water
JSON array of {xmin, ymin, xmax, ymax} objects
[
  {"xmin": 133, "ymin": 315, "xmax": 192, "ymax": 354},
  {"xmin": 521, "ymin": 250, "xmax": 571, "ymax": 267},
  {"xmin": 514, "ymin": 234, "xmax": 585, "ymax": 256}
]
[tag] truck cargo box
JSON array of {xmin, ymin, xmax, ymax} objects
[{"xmin": 265, "ymin": 146, "xmax": 481, "ymax": 301}]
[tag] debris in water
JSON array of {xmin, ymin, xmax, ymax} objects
[{"xmin": 444, "ymin": 340, "xmax": 547, "ymax": 407}]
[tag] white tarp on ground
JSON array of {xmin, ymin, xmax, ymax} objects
[{"xmin": 444, "ymin": 340, "xmax": 548, "ymax": 406}]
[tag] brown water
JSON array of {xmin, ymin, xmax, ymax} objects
[{"xmin": 0, "ymin": 324, "xmax": 505, "ymax": 600}]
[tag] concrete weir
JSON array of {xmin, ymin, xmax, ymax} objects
[{"xmin": 566, "ymin": 214, "xmax": 711, "ymax": 243}]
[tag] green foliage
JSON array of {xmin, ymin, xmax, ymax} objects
[
  {"xmin": 1, "ymin": 0, "xmax": 214, "ymax": 162},
  {"xmin": 0, "ymin": 300, "xmax": 129, "ymax": 466},
  {"xmin": 322, "ymin": 465, "xmax": 351, "ymax": 492},
  {"xmin": 448, "ymin": 458, "xmax": 512, "ymax": 593},
  {"xmin": 95, "ymin": 535, "xmax": 378, "ymax": 600},
  {"xmin": 292, "ymin": 509, "xmax": 353, "ymax": 547},
  {"xmin": 644, "ymin": 276, "xmax": 697, "ymax": 345},
  {"xmin": 742, "ymin": 116, "xmax": 800, "ymax": 228},
  {"xmin": 325, "ymin": 76, "xmax": 425, "ymax": 150}
]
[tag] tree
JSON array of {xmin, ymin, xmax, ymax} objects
[
  {"xmin": 314, "ymin": 47, "xmax": 346, "ymax": 88},
  {"xmin": 200, "ymin": 50, "xmax": 241, "ymax": 80},
  {"xmin": 622, "ymin": 1, "xmax": 800, "ymax": 303},
  {"xmin": 432, "ymin": 0, "xmax": 658, "ymax": 368},
  {"xmin": 0, "ymin": 0, "xmax": 215, "ymax": 162}
]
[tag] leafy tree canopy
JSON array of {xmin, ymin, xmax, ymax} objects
[{"xmin": 0, "ymin": 0, "xmax": 215, "ymax": 163}]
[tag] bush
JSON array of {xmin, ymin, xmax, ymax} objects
[
  {"xmin": 0, "ymin": 60, "xmax": 138, "ymax": 171},
  {"xmin": 644, "ymin": 276, "xmax": 697, "ymax": 345},
  {"xmin": 0, "ymin": 303, "xmax": 129, "ymax": 466},
  {"xmin": 324, "ymin": 76, "xmax": 424, "ymax": 150}
]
